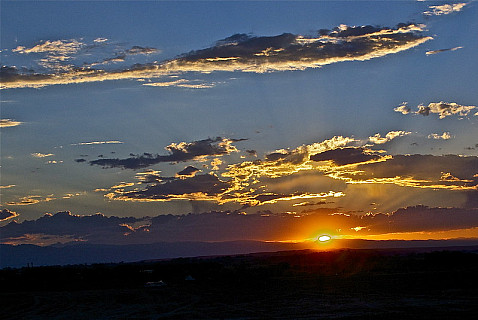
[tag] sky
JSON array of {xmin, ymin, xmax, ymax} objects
[{"xmin": 1, "ymin": 0, "xmax": 477, "ymax": 247}]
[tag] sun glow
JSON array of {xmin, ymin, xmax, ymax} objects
[{"xmin": 317, "ymin": 235, "xmax": 332, "ymax": 242}]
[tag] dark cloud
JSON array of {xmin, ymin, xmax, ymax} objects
[
  {"xmin": 246, "ymin": 150, "xmax": 257, "ymax": 157},
  {"xmin": 74, "ymin": 158, "xmax": 86, "ymax": 163},
  {"xmin": 176, "ymin": 166, "xmax": 200, "ymax": 177},
  {"xmin": 125, "ymin": 46, "xmax": 158, "ymax": 55},
  {"xmin": 89, "ymin": 137, "xmax": 238, "ymax": 169},
  {"xmin": 310, "ymin": 147, "xmax": 381, "ymax": 166},
  {"xmin": 2, "ymin": 206, "xmax": 478, "ymax": 246},
  {"xmin": 0, "ymin": 209, "xmax": 19, "ymax": 222},
  {"xmin": 174, "ymin": 23, "xmax": 430, "ymax": 74},
  {"xmin": 0, "ymin": 211, "xmax": 141, "ymax": 244},
  {"xmin": 360, "ymin": 205, "xmax": 478, "ymax": 234}
]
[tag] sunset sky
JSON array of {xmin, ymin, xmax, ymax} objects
[{"xmin": 1, "ymin": 1, "xmax": 477, "ymax": 247}]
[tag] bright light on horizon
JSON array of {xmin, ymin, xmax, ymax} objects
[{"xmin": 318, "ymin": 235, "xmax": 331, "ymax": 242}]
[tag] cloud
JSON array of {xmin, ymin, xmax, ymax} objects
[
  {"xmin": 0, "ymin": 185, "xmax": 15, "ymax": 189},
  {"xmin": 1, "ymin": 23, "xmax": 431, "ymax": 89},
  {"xmin": 428, "ymin": 132, "xmax": 452, "ymax": 140},
  {"xmin": 171, "ymin": 23, "xmax": 431, "ymax": 74},
  {"xmin": 0, "ymin": 209, "xmax": 19, "ymax": 222},
  {"xmin": 426, "ymin": 46, "xmax": 463, "ymax": 55},
  {"xmin": 423, "ymin": 3, "xmax": 468, "ymax": 16},
  {"xmin": 70, "ymin": 140, "xmax": 123, "ymax": 146},
  {"xmin": 368, "ymin": 131, "xmax": 411, "ymax": 144},
  {"xmin": 13, "ymin": 39, "xmax": 85, "ymax": 71},
  {"xmin": 31, "ymin": 152, "xmax": 54, "ymax": 158},
  {"xmin": 13, "ymin": 39, "xmax": 84, "ymax": 55},
  {"xmin": 109, "ymin": 173, "xmax": 231, "ymax": 202},
  {"xmin": 100, "ymin": 137, "xmax": 355, "ymax": 206},
  {"xmin": 5, "ymin": 195, "xmax": 56, "ymax": 206},
  {"xmin": 394, "ymin": 104, "xmax": 411, "ymax": 115},
  {"xmin": 395, "ymin": 101, "xmax": 476, "ymax": 119},
  {"xmin": 0, "ymin": 119, "xmax": 22, "ymax": 128},
  {"xmin": 176, "ymin": 166, "xmax": 200, "ymax": 178},
  {"xmin": 125, "ymin": 46, "xmax": 159, "ymax": 55},
  {"xmin": 143, "ymin": 79, "xmax": 218, "ymax": 89},
  {"xmin": 88, "ymin": 137, "xmax": 240, "ymax": 169}
]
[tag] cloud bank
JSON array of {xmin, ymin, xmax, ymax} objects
[
  {"xmin": 2, "ymin": 206, "xmax": 478, "ymax": 245},
  {"xmin": 1, "ymin": 23, "xmax": 431, "ymax": 89}
]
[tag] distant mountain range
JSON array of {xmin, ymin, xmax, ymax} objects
[{"xmin": 3, "ymin": 238, "xmax": 478, "ymax": 268}]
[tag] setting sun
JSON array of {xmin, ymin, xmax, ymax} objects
[{"xmin": 317, "ymin": 235, "xmax": 332, "ymax": 242}]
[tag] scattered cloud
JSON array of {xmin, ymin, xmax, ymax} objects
[
  {"xmin": 0, "ymin": 119, "xmax": 22, "ymax": 128},
  {"xmin": 368, "ymin": 131, "xmax": 411, "ymax": 144},
  {"xmin": 394, "ymin": 104, "xmax": 411, "ymax": 115},
  {"xmin": 88, "ymin": 137, "xmax": 240, "ymax": 169},
  {"xmin": 395, "ymin": 101, "xmax": 476, "ymax": 119},
  {"xmin": 45, "ymin": 160, "xmax": 63, "ymax": 164},
  {"xmin": 428, "ymin": 132, "xmax": 452, "ymax": 140},
  {"xmin": 0, "ymin": 209, "xmax": 19, "ymax": 222},
  {"xmin": 423, "ymin": 3, "xmax": 468, "ymax": 16},
  {"xmin": 13, "ymin": 39, "xmax": 85, "ymax": 71},
  {"xmin": 31, "ymin": 152, "xmax": 54, "ymax": 158},
  {"xmin": 1, "ymin": 23, "xmax": 431, "ymax": 89},
  {"xmin": 426, "ymin": 46, "xmax": 463, "ymax": 55}
]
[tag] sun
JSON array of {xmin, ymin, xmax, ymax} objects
[{"xmin": 317, "ymin": 235, "xmax": 331, "ymax": 242}]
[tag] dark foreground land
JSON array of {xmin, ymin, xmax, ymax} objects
[{"xmin": 2, "ymin": 247, "xmax": 478, "ymax": 319}]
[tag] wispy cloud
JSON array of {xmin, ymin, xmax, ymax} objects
[
  {"xmin": 426, "ymin": 46, "xmax": 463, "ymax": 55},
  {"xmin": 0, "ymin": 119, "xmax": 22, "ymax": 128},
  {"xmin": 143, "ymin": 79, "xmax": 218, "ymax": 89},
  {"xmin": 0, "ymin": 185, "xmax": 15, "ymax": 189},
  {"xmin": 31, "ymin": 152, "xmax": 54, "ymax": 158},
  {"xmin": 394, "ymin": 101, "xmax": 477, "ymax": 119},
  {"xmin": 70, "ymin": 140, "xmax": 123, "ymax": 146},
  {"xmin": 1, "ymin": 23, "xmax": 431, "ymax": 89},
  {"xmin": 368, "ymin": 131, "xmax": 412, "ymax": 144},
  {"xmin": 423, "ymin": 3, "xmax": 468, "ymax": 16}
]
